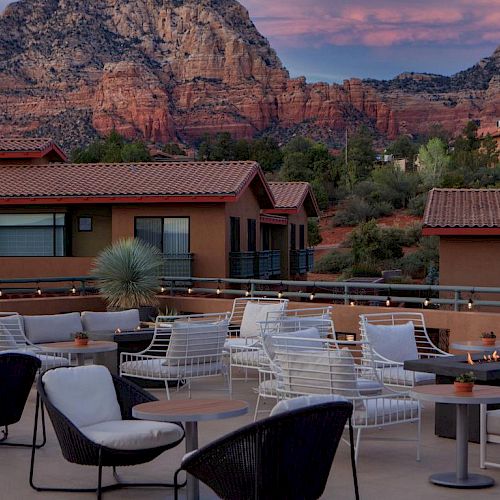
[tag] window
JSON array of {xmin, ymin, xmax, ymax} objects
[
  {"xmin": 290, "ymin": 224, "xmax": 296, "ymax": 250},
  {"xmin": 0, "ymin": 213, "xmax": 66, "ymax": 256},
  {"xmin": 135, "ymin": 217, "xmax": 189, "ymax": 254},
  {"xmin": 230, "ymin": 217, "xmax": 240, "ymax": 252},
  {"xmin": 247, "ymin": 219, "xmax": 256, "ymax": 252},
  {"xmin": 299, "ymin": 224, "xmax": 305, "ymax": 249},
  {"xmin": 78, "ymin": 216, "xmax": 93, "ymax": 232}
]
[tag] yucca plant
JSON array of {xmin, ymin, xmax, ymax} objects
[{"xmin": 92, "ymin": 238, "xmax": 163, "ymax": 310}]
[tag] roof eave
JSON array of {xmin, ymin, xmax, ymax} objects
[{"xmin": 423, "ymin": 227, "xmax": 500, "ymax": 236}]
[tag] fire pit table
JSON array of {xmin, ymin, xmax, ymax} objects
[{"xmin": 404, "ymin": 354, "xmax": 500, "ymax": 442}]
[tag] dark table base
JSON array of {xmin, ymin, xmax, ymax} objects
[{"xmin": 430, "ymin": 472, "xmax": 495, "ymax": 489}]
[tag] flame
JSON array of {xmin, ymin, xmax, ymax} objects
[
  {"xmin": 467, "ymin": 352, "xmax": 474, "ymax": 365},
  {"xmin": 494, "ymin": 350, "xmax": 499, "ymax": 361},
  {"xmin": 115, "ymin": 328, "xmax": 121, "ymax": 334}
]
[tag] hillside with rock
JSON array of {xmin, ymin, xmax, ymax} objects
[{"xmin": 0, "ymin": 0, "xmax": 498, "ymax": 149}]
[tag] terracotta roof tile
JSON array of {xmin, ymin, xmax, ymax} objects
[
  {"xmin": 268, "ymin": 182, "xmax": 310, "ymax": 209},
  {"xmin": 0, "ymin": 161, "xmax": 263, "ymax": 200},
  {"xmin": 424, "ymin": 189, "xmax": 500, "ymax": 228},
  {"xmin": 0, "ymin": 137, "xmax": 55, "ymax": 152}
]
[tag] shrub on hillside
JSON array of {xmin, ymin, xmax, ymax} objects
[
  {"xmin": 408, "ymin": 193, "xmax": 427, "ymax": 216},
  {"xmin": 332, "ymin": 196, "xmax": 394, "ymax": 226},
  {"xmin": 314, "ymin": 251, "xmax": 353, "ymax": 274}
]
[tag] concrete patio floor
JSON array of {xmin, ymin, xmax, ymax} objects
[{"xmin": 2, "ymin": 375, "xmax": 500, "ymax": 500}]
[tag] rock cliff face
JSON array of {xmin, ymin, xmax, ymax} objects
[{"xmin": 0, "ymin": 0, "xmax": 498, "ymax": 149}]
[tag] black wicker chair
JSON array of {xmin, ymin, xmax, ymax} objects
[
  {"xmin": 30, "ymin": 366, "xmax": 185, "ymax": 499},
  {"xmin": 175, "ymin": 400, "xmax": 359, "ymax": 500},
  {"xmin": 0, "ymin": 352, "xmax": 46, "ymax": 448}
]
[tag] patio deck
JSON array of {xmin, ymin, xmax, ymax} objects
[{"xmin": 2, "ymin": 374, "xmax": 500, "ymax": 500}]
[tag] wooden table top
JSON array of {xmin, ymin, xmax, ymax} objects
[
  {"xmin": 38, "ymin": 340, "xmax": 117, "ymax": 353},
  {"xmin": 132, "ymin": 399, "xmax": 249, "ymax": 422},
  {"xmin": 411, "ymin": 384, "xmax": 500, "ymax": 404}
]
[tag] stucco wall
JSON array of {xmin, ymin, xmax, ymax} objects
[
  {"xmin": 71, "ymin": 206, "xmax": 112, "ymax": 257},
  {"xmin": 0, "ymin": 257, "xmax": 94, "ymax": 279},
  {"xmin": 288, "ymin": 207, "xmax": 309, "ymax": 248},
  {"xmin": 111, "ymin": 203, "xmax": 227, "ymax": 277}
]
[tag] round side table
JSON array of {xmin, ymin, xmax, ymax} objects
[
  {"xmin": 411, "ymin": 384, "xmax": 500, "ymax": 489},
  {"xmin": 133, "ymin": 399, "xmax": 249, "ymax": 500},
  {"xmin": 450, "ymin": 340, "xmax": 499, "ymax": 353},
  {"xmin": 38, "ymin": 340, "xmax": 117, "ymax": 366}
]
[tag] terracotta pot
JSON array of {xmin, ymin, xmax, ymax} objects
[
  {"xmin": 454, "ymin": 381, "xmax": 474, "ymax": 393},
  {"xmin": 74, "ymin": 338, "xmax": 89, "ymax": 346},
  {"xmin": 482, "ymin": 338, "xmax": 496, "ymax": 346}
]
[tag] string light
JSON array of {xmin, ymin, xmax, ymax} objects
[
  {"xmin": 71, "ymin": 282, "xmax": 77, "ymax": 295},
  {"xmin": 160, "ymin": 284, "xmax": 166, "ymax": 293},
  {"xmin": 188, "ymin": 286, "xmax": 193, "ymax": 294},
  {"xmin": 424, "ymin": 297, "xmax": 431, "ymax": 307},
  {"xmin": 277, "ymin": 282, "xmax": 284, "ymax": 299},
  {"xmin": 385, "ymin": 296, "xmax": 391, "ymax": 307},
  {"xmin": 36, "ymin": 283, "xmax": 42, "ymax": 296},
  {"xmin": 0, "ymin": 289, "xmax": 3, "ymax": 298},
  {"xmin": 349, "ymin": 299, "xmax": 355, "ymax": 306},
  {"xmin": 468, "ymin": 298, "xmax": 473, "ymax": 310},
  {"xmin": 216, "ymin": 281, "xmax": 221, "ymax": 295},
  {"xmin": 309, "ymin": 291, "xmax": 315, "ymax": 301}
]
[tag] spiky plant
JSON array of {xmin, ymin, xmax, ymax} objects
[{"xmin": 92, "ymin": 238, "xmax": 163, "ymax": 310}]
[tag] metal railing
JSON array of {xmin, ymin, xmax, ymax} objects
[
  {"xmin": 230, "ymin": 250, "xmax": 281, "ymax": 279},
  {"xmin": 290, "ymin": 249, "xmax": 314, "ymax": 275},
  {"xmin": 2, "ymin": 275, "xmax": 500, "ymax": 312},
  {"xmin": 162, "ymin": 253, "xmax": 193, "ymax": 278}
]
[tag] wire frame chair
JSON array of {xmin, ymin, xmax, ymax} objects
[
  {"xmin": 30, "ymin": 368, "xmax": 185, "ymax": 498},
  {"xmin": 0, "ymin": 352, "xmax": 46, "ymax": 448},
  {"xmin": 359, "ymin": 312, "xmax": 450, "ymax": 390},
  {"xmin": 0, "ymin": 312, "xmax": 70, "ymax": 371},
  {"xmin": 175, "ymin": 399, "xmax": 358, "ymax": 500},
  {"xmin": 120, "ymin": 313, "xmax": 230, "ymax": 399},
  {"xmin": 265, "ymin": 332, "xmax": 421, "ymax": 463}
]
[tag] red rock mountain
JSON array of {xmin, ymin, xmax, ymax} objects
[{"xmin": 0, "ymin": 0, "xmax": 498, "ymax": 149}]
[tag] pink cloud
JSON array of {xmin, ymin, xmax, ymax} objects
[{"xmin": 241, "ymin": 0, "xmax": 499, "ymax": 48}]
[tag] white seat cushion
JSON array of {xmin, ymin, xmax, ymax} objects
[
  {"xmin": 357, "ymin": 378, "xmax": 383, "ymax": 394},
  {"xmin": 486, "ymin": 409, "xmax": 500, "ymax": 436},
  {"xmin": 354, "ymin": 398, "xmax": 419, "ymax": 426},
  {"xmin": 224, "ymin": 338, "xmax": 259, "ymax": 349},
  {"xmin": 80, "ymin": 420, "xmax": 183, "ymax": 451},
  {"xmin": 81, "ymin": 309, "xmax": 140, "ymax": 333},
  {"xmin": 121, "ymin": 358, "xmax": 224, "ymax": 379},
  {"xmin": 42, "ymin": 365, "xmax": 122, "ymax": 428},
  {"xmin": 231, "ymin": 349, "xmax": 267, "ymax": 367},
  {"xmin": 364, "ymin": 322, "xmax": 418, "ymax": 363},
  {"xmin": 240, "ymin": 302, "xmax": 285, "ymax": 338},
  {"xmin": 380, "ymin": 366, "xmax": 435, "ymax": 386},
  {"xmin": 271, "ymin": 395, "xmax": 349, "ymax": 416},
  {"xmin": 23, "ymin": 313, "xmax": 83, "ymax": 344},
  {"xmin": 257, "ymin": 378, "xmax": 278, "ymax": 396}
]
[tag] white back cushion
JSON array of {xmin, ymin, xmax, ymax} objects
[
  {"xmin": 270, "ymin": 395, "xmax": 348, "ymax": 416},
  {"xmin": 42, "ymin": 365, "xmax": 122, "ymax": 428},
  {"xmin": 23, "ymin": 312, "xmax": 83, "ymax": 344},
  {"xmin": 165, "ymin": 320, "xmax": 229, "ymax": 365},
  {"xmin": 81, "ymin": 309, "xmax": 140, "ymax": 333},
  {"xmin": 240, "ymin": 302, "xmax": 284, "ymax": 338},
  {"xmin": 364, "ymin": 321, "xmax": 418, "ymax": 363},
  {"xmin": 265, "ymin": 327, "xmax": 320, "ymax": 360}
]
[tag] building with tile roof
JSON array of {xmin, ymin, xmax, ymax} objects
[
  {"xmin": 423, "ymin": 188, "xmax": 500, "ymax": 294},
  {"xmin": 0, "ymin": 137, "xmax": 67, "ymax": 164},
  {"xmin": 0, "ymin": 161, "xmax": 319, "ymax": 280}
]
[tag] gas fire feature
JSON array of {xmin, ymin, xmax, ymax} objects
[{"xmin": 467, "ymin": 351, "xmax": 500, "ymax": 364}]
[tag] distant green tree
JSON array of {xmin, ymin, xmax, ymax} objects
[
  {"xmin": 482, "ymin": 134, "xmax": 499, "ymax": 168},
  {"xmin": 386, "ymin": 135, "xmax": 418, "ymax": 160},
  {"xmin": 163, "ymin": 142, "xmax": 186, "ymax": 156},
  {"xmin": 280, "ymin": 152, "xmax": 312, "ymax": 181},
  {"xmin": 71, "ymin": 131, "xmax": 151, "ymax": 163},
  {"xmin": 249, "ymin": 137, "xmax": 283, "ymax": 171},
  {"xmin": 308, "ymin": 218, "xmax": 323, "ymax": 246},
  {"xmin": 418, "ymin": 138, "xmax": 450, "ymax": 188},
  {"xmin": 371, "ymin": 165, "xmax": 419, "ymax": 208}
]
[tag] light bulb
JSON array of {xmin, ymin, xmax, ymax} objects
[
  {"xmin": 468, "ymin": 298, "xmax": 473, "ymax": 310},
  {"xmin": 245, "ymin": 289, "xmax": 250, "ymax": 297},
  {"xmin": 278, "ymin": 291, "xmax": 283, "ymax": 299},
  {"xmin": 309, "ymin": 292, "xmax": 315, "ymax": 301},
  {"xmin": 216, "ymin": 287, "xmax": 221, "ymax": 295},
  {"xmin": 36, "ymin": 287, "xmax": 42, "ymax": 296},
  {"xmin": 424, "ymin": 297, "xmax": 430, "ymax": 307},
  {"xmin": 349, "ymin": 300, "xmax": 355, "ymax": 306},
  {"xmin": 71, "ymin": 284, "xmax": 77, "ymax": 294},
  {"xmin": 385, "ymin": 296, "xmax": 391, "ymax": 307},
  {"xmin": 0, "ymin": 289, "xmax": 3, "ymax": 297},
  {"xmin": 188, "ymin": 287, "xmax": 193, "ymax": 294},
  {"xmin": 160, "ymin": 285, "xmax": 165, "ymax": 293}
]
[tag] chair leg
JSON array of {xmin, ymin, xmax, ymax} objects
[
  {"xmin": 253, "ymin": 394, "xmax": 261, "ymax": 422},
  {"xmin": 354, "ymin": 428, "xmax": 362, "ymax": 464},
  {"xmin": 164, "ymin": 380, "xmax": 171, "ymax": 400},
  {"xmin": 97, "ymin": 449, "xmax": 103, "ymax": 500},
  {"xmin": 2, "ymin": 400, "xmax": 46, "ymax": 448},
  {"xmin": 416, "ymin": 408, "xmax": 422, "ymax": 462},
  {"xmin": 349, "ymin": 419, "xmax": 360, "ymax": 500}
]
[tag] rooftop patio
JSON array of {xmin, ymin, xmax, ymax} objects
[{"xmin": 2, "ymin": 373, "xmax": 500, "ymax": 500}]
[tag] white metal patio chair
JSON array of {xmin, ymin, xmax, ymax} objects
[
  {"xmin": 120, "ymin": 313, "xmax": 230, "ymax": 399},
  {"xmin": 359, "ymin": 312, "xmax": 449, "ymax": 390},
  {"xmin": 251, "ymin": 307, "xmax": 335, "ymax": 420},
  {"xmin": 265, "ymin": 332, "xmax": 421, "ymax": 462},
  {"xmin": 480, "ymin": 404, "xmax": 500, "ymax": 469},
  {"xmin": 0, "ymin": 312, "xmax": 70, "ymax": 371}
]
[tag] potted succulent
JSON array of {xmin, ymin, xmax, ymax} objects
[
  {"xmin": 481, "ymin": 331, "xmax": 497, "ymax": 346},
  {"xmin": 74, "ymin": 332, "xmax": 89, "ymax": 346},
  {"xmin": 92, "ymin": 238, "xmax": 163, "ymax": 312},
  {"xmin": 454, "ymin": 372, "xmax": 475, "ymax": 393}
]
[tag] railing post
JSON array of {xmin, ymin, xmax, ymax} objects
[
  {"xmin": 250, "ymin": 281, "xmax": 256, "ymax": 298},
  {"xmin": 81, "ymin": 279, "xmax": 86, "ymax": 296},
  {"xmin": 454, "ymin": 291, "xmax": 461, "ymax": 312},
  {"xmin": 344, "ymin": 284, "xmax": 349, "ymax": 305}
]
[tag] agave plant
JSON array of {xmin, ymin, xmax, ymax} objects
[{"xmin": 92, "ymin": 238, "xmax": 163, "ymax": 310}]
